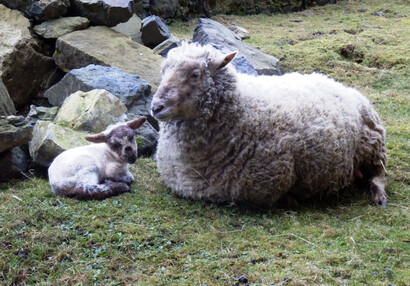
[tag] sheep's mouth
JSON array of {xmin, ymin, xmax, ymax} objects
[{"xmin": 151, "ymin": 106, "xmax": 174, "ymax": 121}]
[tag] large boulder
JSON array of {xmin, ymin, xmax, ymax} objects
[
  {"xmin": 0, "ymin": 78, "xmax": 16, "ymax": 116},
  {"xmin": 0, "ymin": 0, "xmax": 70, "ymax": 21},
  {"xmin": 193, "ymin": 18, "xmax": 284, "ymax": 75},
  {"xmin": 54, "ymin": 26, "xmax": 162, "ymax": 91},
  {"xmin": 71, "ymin": 0, "xmax": 134, "ymax": 27},
  {"xmin": 33, "ymin": 16, "xmax": 90, "ymax": 39},
  {"xmin": 54, "ymin": 89, "xmax": 127, "ymax": 133},
  {"xmin": 0, "ymin": 116, "xmax": 32, "ymax": 153},
  {"xmin": 0, "ymin": 4, "xmax": 61, "ymax": 109},
  {"xmin": 29, "ymin": 120, "xmax": 90, "ymax": 167},
  {"xmin": 141, "ymin": 15, "xmax": 171, "ymax": 48},
  {"xmin": 29, "ymin": 0, "xmax": 70, "ymax": 22},
  {"xmin": 44, "ymin": 65, "xmax": 152, "ymax": 117}
]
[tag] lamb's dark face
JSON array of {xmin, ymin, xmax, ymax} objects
[
  {"xmin": 151, "ymin": 60, "xmax": 209, "ymax": 121},
  {"xmin": 106, "ymin": 126, "xmax": 138, "ymax": 164}
]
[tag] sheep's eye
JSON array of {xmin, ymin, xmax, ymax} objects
[{"xmin": 191, "ymin": 71, "xmax": 200, "ymax": 79}]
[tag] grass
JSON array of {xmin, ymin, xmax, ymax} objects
[{"xmin": 1, "ymin": 0, "xmax": 409, "ymax": 285}]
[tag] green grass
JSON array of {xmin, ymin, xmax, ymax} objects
[{"xmin": 1, "ymin": 0, "xmax": 409, "ymax": 285}]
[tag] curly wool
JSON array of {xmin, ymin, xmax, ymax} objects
[{"xmin": 152, "ymin": 43, "xmax": 387, "ymax": 207}]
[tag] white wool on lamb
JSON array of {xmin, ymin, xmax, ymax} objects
[
  {"xmin": 48, "ymin": 116, "xmax": 146, "ymax": 200},
  {"xmin": 151, "ymin": 42, "xmax": 387, "ymax": 207}
]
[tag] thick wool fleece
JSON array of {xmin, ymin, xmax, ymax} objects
[{"xmin": 153, "ymin": 43, "xmax": 387, "ymax": 207}]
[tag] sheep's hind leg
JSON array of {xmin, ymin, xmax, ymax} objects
[{"xmin": 370, "ymin": 175, "xmax": 387, "ymax": 207}]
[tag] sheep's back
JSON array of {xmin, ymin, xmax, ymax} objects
[{"xmin": 237, "ymin": 72, "xmax": 371, "ymax": 194}]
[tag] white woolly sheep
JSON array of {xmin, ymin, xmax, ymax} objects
[
  {"xmin": 48, "ymin": 116, "xmax": 147, "ymax": 200},
  {"xmin": 150, "ymin": 43, "xmax": 388, "ymax": 208}
]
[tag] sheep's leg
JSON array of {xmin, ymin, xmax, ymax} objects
[{"xmin": 370, "ymin": 174, "xmax": 387, "ymax": 207}]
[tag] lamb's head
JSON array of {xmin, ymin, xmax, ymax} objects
[
  {"xmin": 85, "ymin": 116, "xmax": 147, "ymax": 164},
  {"xmin": 151, "ymin": 43, "xmax": 236, "ymax": 121}
]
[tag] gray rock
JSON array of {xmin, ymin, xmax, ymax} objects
[
  {"xmin": 29, "ymin": 120, "xmax": 90, "ymax": 167},
  {"xmin": 0, "ymin": 4, "xmax": 61, "ymax": 109},
  {"xmin": 0, "ymin": 116, "xmax": 32, "ymax": 153},
  {"xmin": 141, "ymin": 15, "xmax": 171, "ymax": 48},
  {"xmin": 0, "ymin": 78, "xmax": 16, "ymax": 116},
  {"xmin": 228, "ymin": 24, "xmax": 250, "ymax": 40},
  {"xmin": 0, "ymin": 0, "xmax": 69, "ymax": 21},
  {"xmin": 0, "ymin": 146, "xmax": 29, "ymax": 183},
  {"xmin": 27, "ymin": 105, "xmax": 59, "ymax": 125},
  {"xmin": 72, "ymin": 0, "xmax": 134, "ymax": 27},
  {"xmin": 193, "ymin": 18, "xmax": 284, "ymax": 75},
  {"xmin": 29, "ymin": 0, "xmax": 70, "ymax": 22},
  {"xmin": 121, "ymin": 112, "xmax": 157, "ymax": 156},
  {"xmin": 54, "ymin": 89, "xmax": 127, "ymax": 133},
  {"xmin": 111, "ymin": 14, "xmax": 142, "ymax": 43},
  {"xmin": 153, "ymin": 35, "xmax": 180, "ymax": 57},
  {"xmin": 44, "ymin": 65, "xmax": 152, "ymax": 117},
  {"xmin": 54, "ymin": 26, "xmax": 162, "ymax": 91},
  {"xmin": 33, "ymin": 16, "xmax": 89, "ymax": 39}
]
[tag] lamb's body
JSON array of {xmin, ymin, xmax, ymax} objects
[
  {"xmin": 48, "ymin": 144, "xmax": 135, "ymax": 199},
  {"xmin": 151, "ymin": 43, "xmax": 387, "ymax": 207},
  {"xmin": 48, "ymin": 117, "xmax": 146, "ymax": 200}
]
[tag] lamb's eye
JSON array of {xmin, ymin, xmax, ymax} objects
[
  {"xmin": 191, "ymin": 71, "xmax": 200, "ymax": 78},
  {"xmin": 112, "ymin": 142, "xmax": 121, "ymax": 149}
]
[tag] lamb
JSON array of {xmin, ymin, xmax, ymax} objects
[
  {"xmin": 150, "ymin": 42, "xmax": 388, "ymax": 208},
  {"xmin": 48, "ymin": 116, "xmax": 147, "ymax": 200}
]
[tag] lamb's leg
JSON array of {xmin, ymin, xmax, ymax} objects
[
  {"xmin": 370, "ymin": 174, "xmax": 387, "ymax": 207},
  {"xmin": 74, "ymin": 182, "xmax": 130, "ymax": 200}
]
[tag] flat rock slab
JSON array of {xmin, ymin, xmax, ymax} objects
[
  {"xmin": 72, "ymin": 0, "xmax": 133, "ymax": 26},
  {"xmin": 34, "ymin": 16, "xmax": 90, "ymax": 39},
  {"xmin": 193, "ymin": 18, "xmax": 284, "ymax": 76},
  {"xmin": 54, "ymin": 26, "xmax": 162, "ymax": 91}
]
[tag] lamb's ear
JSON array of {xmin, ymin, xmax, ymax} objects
[
  {"xmin": 211, "ymin": 52, "xmax": 237, "ymax": 71},
  {"xmin": 85, "ymin": 133, "xmax": 107, "ymax": 143},
  {"xmin": 127, "ymin": 116, "xmax": 147, "ymax": 130}
]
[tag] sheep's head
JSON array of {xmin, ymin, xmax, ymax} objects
[
  {"xmin": 85, "ymin": 116, "xmax": 147, "ymax": 164},
  {"xmin": 151, "ymin": 43, "xmax": 236, "ymax": 121}
]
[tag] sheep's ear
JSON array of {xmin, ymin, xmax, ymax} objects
[
  {"xmin": 85, "ymin": 133, "xmax": 107, "ymax": 143},
  {"xmin": 127, "ymin": 116, "xmax": 147, "ymax": 130},
  {"xmin": 213, "ymin": 52, "xmax": 237, "ymax": 71}
]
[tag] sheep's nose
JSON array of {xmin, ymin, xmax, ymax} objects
[{"xmin": 151, "ymin": 104, "xmax": 164, "ymax": 115}]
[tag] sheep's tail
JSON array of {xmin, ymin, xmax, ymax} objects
[{"xmin": 55, "ymin": 181, "xmax": 130, "ymax": 200}]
